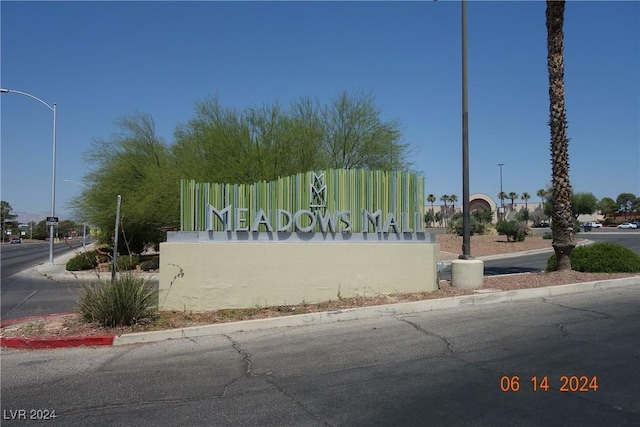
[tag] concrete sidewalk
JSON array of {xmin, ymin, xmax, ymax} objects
[{"xmin": 2, "ymin": 241, "xmax": 639, "ymax": 350}]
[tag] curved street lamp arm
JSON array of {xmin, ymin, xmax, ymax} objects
[{"xmin": 0, "ymin": 88, "xmax": 55, "ymax": 111}]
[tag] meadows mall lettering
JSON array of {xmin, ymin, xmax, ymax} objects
[{"xmin": 206, "ymin": 205, "xmax": 425, "ymax": 234}]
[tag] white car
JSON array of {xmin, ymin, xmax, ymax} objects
[
  {"xmin": 588, "ymin": 222, "xmax": 603, "ymax": 228},
  {"xmin": 617, "ymin": 222, "xmax": 638, "ymax": 229}
]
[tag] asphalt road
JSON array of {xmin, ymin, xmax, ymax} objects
[
  {"xmin": 443, "ymin": 229, "xmax": 640, "ymax": 280},
  {"xmin": 0, "ymin": 240, "xmax": 87, "ymax": 321},
  {"xmin": 1, "ymin": 285, "xmax": 638, "ymax": 426},
  {"xmin": 1, "ymin": 240, "xmax": 84, "ymax": 280}
]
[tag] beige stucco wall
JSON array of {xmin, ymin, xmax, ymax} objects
[{"xmin": 159, "ymin": 241, "xmax": 439, "ymax": 311}]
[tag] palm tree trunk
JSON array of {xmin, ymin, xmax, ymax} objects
[{"xmin": 546, "ymin": 0, "xmax": 575, "ymax": 271}]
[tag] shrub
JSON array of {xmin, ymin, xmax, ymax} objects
[
  {"xmin": 66, "ymin": 249, "xmax": 112, "ymax": 271},
  {"xmin": 496, "ymin": 220, "xmax": 528, "ymax": 242},
  {"xmin": 66, "ymin": 253, "xmax": 99, "ymax": 271},
  {"xmin": 116, "ymin": 255, "xmax": 140, "ymax": 271},
  {"xmin": 139, "ymin": 257, "xmax": 159, "ymax": 271},
  {"xmin": 77, "ymin": 273, "xmax": 158, "ymax": 326},
  {"xmin": 542, "ymin": 232, "xmax": 553, "ymax": 240},
  {"xmin": 546, "ymin": 242, "xmax": 640, "ymax": 273},
  {"xmin": 449, "ymin": 216, "xmax": 485, "ymax": 236}
]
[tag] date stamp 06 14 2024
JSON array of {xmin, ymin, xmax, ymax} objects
[{"xmin": 500, "ymin": 375, "xmax": 599, "ymax": 393}]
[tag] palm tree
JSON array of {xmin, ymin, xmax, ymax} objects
[
  {"xmin": 546, "ymin": 0, "xmax": 575, "ymax": 271},
  {"xmin": 537, "ymin": 188, "xmax": 547, "ymax": 206},
  {"xmin": 440, "ymin": 194, "xmax": 449, "ymax": 226},
  {"xmin": 427, "ymin": 193, "xmax": 436, "ymax": 227},
  {"xmin": 508, "ymin": 192, "xmax": 519, "ymax": 211},
  {"xmin": 427, "ymin": 193, "xmax": 436, "ymax": 212},
  {"xmin": 448, "ymin": 194, "xmax": 458, "ymax": 217},
  {"xmin": 521, "ymin": 192, "xmax": 531, "ymax": 210}
]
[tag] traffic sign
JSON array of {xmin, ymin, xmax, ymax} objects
[{"xmin": 46, "ymin": 216, "xmax": 59, "ymax": 226}]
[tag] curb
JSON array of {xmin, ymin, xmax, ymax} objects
[
  {"xmin": 3, "ymin": 276, "xmax": 638, "ymax": 350},
  {"xmin": 439, "ymin": 238, "xmax": 594, "ymax": 264}
]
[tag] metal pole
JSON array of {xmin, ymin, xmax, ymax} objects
[
  {"xmin": 460, "ymin": 0, "xmax": 472, "ymax": 259},
  {"xmin": 49, "ymin": 104, "xmax": 57, "ymax": 264},
  {"xmin": 112, "ymin": 195, "xmax": 122, "ymax": 282},
  {"xmin": 498, "ymin": 163, "xmax": 504, "ymax": 219},
  {"xmin": 0, "ymin": 88, "xmax": 57, "ymax": 264}
]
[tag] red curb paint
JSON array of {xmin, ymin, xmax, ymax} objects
[{"xmin": 1, "ymin": 335, "xmax": 115, "ymax": 349}]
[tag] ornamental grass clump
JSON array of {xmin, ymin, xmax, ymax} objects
[
  {"xmin": 77, "ymin": 273, "xmax": 158, "ymax": 327},
  {"xmin": 546, "ymin": 242, "xmax": 640, "ymax": 273}
]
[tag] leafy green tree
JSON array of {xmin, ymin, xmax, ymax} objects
[
  {"xmin": 597, "ymin": 197, "xmax": 618, "ymax": 218},
  {"xmin": 30, "ymin": 219, "xmax": 49, "ymax": 240},
  {"xmin": 172, "ymin": 91, "xmax": 410, "ymax": 184},
  {"xmin": 323, "ymin": 91, "xmax": 408, "ymax": 170},
  {"xmin": 77, "ymin": 91, "xmax": 412, "ymax": 251},
  {"xmin": 571, "ymin": 192, "xmax": 597, "ymax": 219},
  {"xmin": 515, "ymin": 208, "xmax": 530, "ymax": 223},
  {"xmin": 546, "ymin": 0, "xmax": 574, "ymax": 270},
  {"xmin": 616, "ymin": 193, "xmax": 636, "ymax": 219},
  {"xmin": 73, "ymin": 113, "xmax": 179, "ymax": 254},
  {"xmin": 1, "ymin": 201, "xmax": 18, "ymax": 242},
  {"xmin": 631, "ymin": 197, "xmax": 640, "ymax": 217}
]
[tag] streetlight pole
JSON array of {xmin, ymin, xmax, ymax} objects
[
  {"xmin": 498, "ymin": 163, "xmax": 505, "ymax": 220},
  {"xmin": 460, "ymin": 0, "xmax": 472, "ymax": 259},
  {"xmin": 1, "ymin": 88, "xmax": 57, "ymax": 264}
]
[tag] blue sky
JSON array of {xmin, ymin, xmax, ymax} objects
[{"xmin": 1, "ymin": 1, "xmax": 638, "ymax": 222}]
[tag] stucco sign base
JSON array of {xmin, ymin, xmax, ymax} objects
[{"xmin": 159, "ymin": 239, "xmax": 439, "ymax": 311}]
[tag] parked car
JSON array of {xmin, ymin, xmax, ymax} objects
[
  {"xmin": 587, "ymin": 222, "xmax": 602, "ymax": 228},
  {"xmin": 9, "ymin": 236, "xmax": 22, "ymax": 244},
  {"xmin": 617, "ymin": 222, "xmax": 638, "ymax": 229}
]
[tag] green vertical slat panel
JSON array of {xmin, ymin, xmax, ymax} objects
[{"xmin": 181, "ymin": 168, "xmax": 426, "ymax": 232}]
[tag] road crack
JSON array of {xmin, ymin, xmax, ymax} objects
[{"xmin": 398, "ymin": 317, "xmax": 455, "ymax": 354}]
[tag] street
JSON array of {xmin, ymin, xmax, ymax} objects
[
  {"xmin": 0, "ymin": 240, "xmax": 86, "ymax": 321},
  {"xmin": 1, "ymin": 285, "xmax": 638, "ymax": 426}
]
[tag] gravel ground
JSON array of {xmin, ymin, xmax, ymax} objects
[{"xmin": 2, "ymin": 233, "xmax": 638, "ymax": 339}]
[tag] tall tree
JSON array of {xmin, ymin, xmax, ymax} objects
[
  {"xmin": 440, "ymin": 194, "xmax": 449, "ymax": 225},
  {"xmin": 521, "ymin": 192, "xmax": 531, "ymax": 210},
  {"xmin": 616, "ymin": 193, "xmax": 636, "ymax": 219},
  {"xmin": 546, "ymin": 0, "xmax": 575, "ymax": 271},
  {"xmin": 536, "ymin": 188, "xmax": 548, "ymax": 206},
  {"xmin": 322, "ymin": 90, "xmax": 408, "ymax": 170},
  {"xmin": 448, "ymin": 195, "xmax": 458, "ymax": 216},
  {"xmin": 75, "ymin": 113, "xmax": 179, "ymax": 253},
  {"xmin": 571, "ymin": 192, "xmax": 598, "ymax": 219},
  {"xmin": 508, "ymin": 192, "xmax": 519, "ymax": 211},
  {"xmin": 427, "ymin": 194, "xmax": 436, "ymax": 226},
  {"xmin": 597, "ymin": 197, "xmax": 618, "ymax": 219},
  {"xmin": 1, "ymin": 201, "xmax": 18, "ymax": 242}
]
